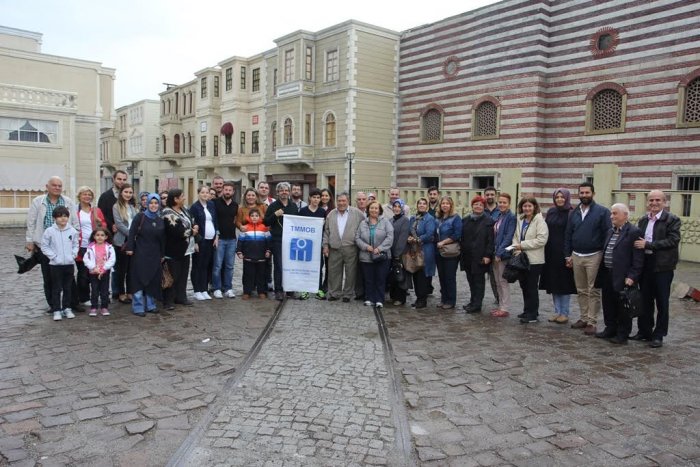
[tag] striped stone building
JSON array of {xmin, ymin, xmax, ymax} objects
[{"xmin": 397, "ymin": 0, "xmax": 700, "ymax": 212}]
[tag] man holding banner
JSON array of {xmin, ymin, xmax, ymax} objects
[{"xmin": 264, "ymin": 182, "xmax": 299, "ymax": 300}]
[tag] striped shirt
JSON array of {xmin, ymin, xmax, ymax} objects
[{"xmin": 603, "ymin": 227, "xmax": 622, "ymax": 268}]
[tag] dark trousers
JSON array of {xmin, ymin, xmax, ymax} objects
[
  {"xmin": 518, "ymin": 264, "xmax": 543, "ymax": 318},
  {"xmin": 114, "ymin": 248, "xmax": 130, "ymax": 296},
  {"xmin": 76, "ymin": 248, "xmax": 90, "ymax": 303},
  {"xmin": 638, "ymin": 260, "xmax": 673, "ymax": 339},
  {"xmin": 271, "ymin": 240, "xmax": 283, "ymax": 292},
  {"xmin": 412, "ymin": 271, "xmax": 429, "ymax": 302},
  {"xmin": 465, "ymin": 267, "xmax": 486, "ymax": 309},
  {"xmin": 90, "ymin": 272, "xmax": 111, "ymax": 309},
  {"xmin": 164, "ymin": 256, "xmax": 191, "ymax": 306},
  {"xmin": 355, "ymin": 264, "xmax": 365, "ymax": 299},
  {"xmin": 191, "ymin": 239, "xmax": 215, "ymax": 293},
  {"xmin": 436, "ymin": 256, "xmax": 459, "ymax": 306},
  {"xmin": 37, "ymin": 246, "xmax": 78, "ymax": 309},
  {"xmin": 361, "ymin": 259, "xmax": 389, "ymax": 305},
  {"xmin": 599, "ymin": 266, "xmax": 632, "ymax": 338},
  {"xmin": 49, "ymin": 264, "xmax": 74, "ymax": 312},
  {"xmin": 242, "ymin": 261, "xmax": 267, "ymax": 295},
  {"xmin": 488, "ymin": 263, "xmax": 499, "ymax": 304},
  {"xmin": 265, "ymin": 257, "xmax": 273, "ymax": 288}
]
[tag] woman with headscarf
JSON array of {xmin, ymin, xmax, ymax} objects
[
  {"xmin": 139, "ymin": 192, "xmax": 149, "ymax": 212},
  {"xmin": 125, "ymin": 193, "xmax": 165, "ymax": 316},
  {"xmin": 389, "ymin": 199, "xmax": 412, "ymax": 306},
  {"xmin": 540, "ymin": 188, "xmax": 577, "ymax": 324}
]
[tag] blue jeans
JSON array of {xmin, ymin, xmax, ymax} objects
[
  {"xmin": 132, "ymin": 290, "xmax": 156, "ymax": 314},
  {"xmin": 213, "ymin": 238, "xmax": 237, "ymax": 291},
  {"xmin": 552, "ymin": 294, "xmax": 571, "ymax": 316}
]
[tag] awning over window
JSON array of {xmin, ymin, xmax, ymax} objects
[
  {"xmin": 0, "ymin": 163, "xmax": 65, "ymax": 191},
  {"xmin": 220, "ymin": 122, "xmax": 234, "ymax": 135}
]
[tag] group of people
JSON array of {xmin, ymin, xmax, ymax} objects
[{"xmin": 26, "ymin": 174, "xmax": 680, "ymax": 348}]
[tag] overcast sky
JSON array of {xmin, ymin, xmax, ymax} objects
[{"xmin": 3, "ymin": 0, "xmax": 498, "ymax": 108}]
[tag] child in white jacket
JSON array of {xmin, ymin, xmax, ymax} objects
[
  {"xmin": 82, "ymin": 227, "xmax": 116, "ymax": 316},
  {"xmin": 41, "ymin": 206, "xmax": 79, "ymax": 321}
]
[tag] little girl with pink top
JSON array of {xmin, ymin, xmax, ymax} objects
[{"xmin": 82, "ymin": 227, "xmax": 116, "ymax": 316}]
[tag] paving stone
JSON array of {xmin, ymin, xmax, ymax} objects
[
  {"xmin": 550, "ymin": 435, "xmax": 589, "ymax": 450},
  {"xmin": 417, "ymin": 447, "xmax": 447, "ymax": 461},
  {"xmin": 125, "ymin": 420, "xmax": 155, "ymax": 435},
  {"xmin": 527, "ymin": 426, "xmax": 556, "ymax": 439},
  {"xmin": 106, "ymin": 402, "xmax": 140, "ymax": 414},
  {"xmin": 39, "ymin": 415, "xmax": 73, "ymax": 428},
  {"xmin": 0, "ymin": 401, "xmax": 43, "ymax": 415},
  {"xmin": 176, "ymin": 399, "xmax": 208, "ymax": 411},
  {"xmin": 140, "ymin": 406, "xmax": 182, "ymax": 419},
  {"xmin": 76, "ymin": 407, "xmax": 104, "ymax": 421},
  {"xmin": 157, "ymin": 414, "xmax": 190, "ymax": 430}
]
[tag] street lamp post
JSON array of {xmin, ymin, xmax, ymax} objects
[{"xmin": 346, "ymin": 152, "xmax": 355, "ymax": 201}]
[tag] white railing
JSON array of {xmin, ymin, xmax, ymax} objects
[{"xmin": 0, "ymin": 83, "xmax": 77, "ymax": 109}]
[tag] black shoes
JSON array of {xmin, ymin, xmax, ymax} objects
[
  {"xmin": 463, "ymin": 304, "xmax": 482, "ymax": 314},
  {"xmin": 412, "ymin": 300, "xmax": 427, "ymax": 309},
  {"xmin": 519, "ymin": 316, "xmax": 538, "ymax": 324},
  {"xmin": 609, "ymin": 336, "xmax": 628, "ymax": 345},
  {"xmin": 595, "ymin": 328, "xmax": 616, "ymax": 339},
  {"xmin": 327, "ymin": 296, "xmax": 338, "ymax": 301},
  {"xmin": 342, "ymin": 297, "xmax": 351, "ymax": 303},
  {"xmin": 630, "ymin": 333, "xmax": 651, "ymax": 341},
  {"xmin": 650, "ymin": 338, "xmax": 663, "ymax": 348}
]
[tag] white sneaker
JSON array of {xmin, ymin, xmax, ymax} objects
[
  {"xmin": 376, "ymin": 302, "xmax": 384, "ymax": 308},
  {"xmin": 63, "ymin": 308, "xmax": 76, "ymax": 319},
  {"xmin": 225, "ymin": 289, "xmax": 236, "ymax": 298},
  {"xmin": 82, "ymin": 300, "xmax": 91, "ymax": 306},
  {"xmin": 194, "ymin": 292, "xmax": 206, "ymax": 301},
  {"xmin": 213, "ymin": 290, "xmax": 223, "ymax": 299},
  {"xmin": 53, "ymin": 311, "xmax": 62, "ymax": 321},
  {"xmin": 364, "ymin": 301, "xmax": 373, "ymax": 306},
  {"xmin": 202, "ymin": 291, "xmax": 212, "ymax": 300}
]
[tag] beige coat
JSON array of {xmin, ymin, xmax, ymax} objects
[
  {"xmin": 512, "ymin": 213, "xmax": 549, "ymax": 265},
  {"xmin": 323, "ymin": 206, "xmax": 364, "ymax": 249}
]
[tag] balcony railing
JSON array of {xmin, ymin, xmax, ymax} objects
[{"xmin": 0, "ymin": 83, "xmax": 77, "ymax": 110}]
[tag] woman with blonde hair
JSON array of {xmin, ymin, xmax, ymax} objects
[{"xmin": 75, "ymin": 186, "xmax": 106, "ymax": 306}]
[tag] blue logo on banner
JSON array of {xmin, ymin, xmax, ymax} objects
[{"xmin": 290, "ymin": 238, "xmax": 313, "ymax": 262}]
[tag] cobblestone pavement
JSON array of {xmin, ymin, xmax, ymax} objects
[
  {"xmin": 178, "ymin": 299, "xmax": 411, "ymax": 466},
  {"xmin": 383, "ymin": 262, "xmax": 700, "ymax": 466},
  {"xmin": 2, "ymin": 226, "xmax": 700, "ymax": 466},
  {"xmin": 0, "ymin": 229, "xmax": 276, "ymax": 466}
]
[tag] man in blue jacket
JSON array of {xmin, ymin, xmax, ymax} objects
[{"xmin": 564, "ymin": 182, "xmax": 612, "ymax": 335}]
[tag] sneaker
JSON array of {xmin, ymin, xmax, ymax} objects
[
  {"xmin": 202, "ymin": 292, "xmax": 213, "ymax": 300},
  {"xmin": 376, "ymin": 302, "xmax": 384, "ymax": 308},
  {"xmin": 63, "ymin": 309, "xmax": 75, "ymax": 319},
  {"xmin": 89, "ymin": 308, "xmax": 97, "ymax": 317},
  {"xmin": 316, "ymin": 290, "xmax": 326, "ymax": 300},
  {"xmin": 82, "ymin": 300, "xmax": 92, "ymax": 306},
  {"xmin": 393, "ymin": 300, "xmax": 404, "ymax": 306},
  {"xmin": 213, "ymin": 290, "xmax": 223, "ymax": 299},
  {"xmin": 299, "ymin": 292, "xmax": 310, "ymax": 300},
  {"xmin": 364, "ymin": 300, "xmax": 373, "ymax": 306},
  {"xmin": 53, "ymin": 311, "xmax": 62, "ymax": 321},
  {"xmin": 548, "ymin": 314, "xmax": 560, "ymax": 322},
  {"xmin": 520, "ymin": 316, "xmax": 538, "ymax": 324},
  {"xmin": 555, "ymin": 315, "xmax": 569, "ymax": 324},
  {"xmin": 100, "ymin": 308, "xmax": 110, "ymax": 316},
  {"xmin": 194, "ymin": 292, "xmax": 206, "ymax": 301},
  {"xmin": 225, "ymin": 289, "xmax": 236, "ymax": 298}
]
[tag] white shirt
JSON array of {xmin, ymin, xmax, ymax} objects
[
  {"xmin": 78, "ymin": 210, "xmax": 92, "ymax": 248},
  {"xmin": 644, "ymin": 211, "xmax": 662, "ymax": 243},
  {"xmin": 203, "ymin": 205, "xmax": 215, "ymax": 240},
  {"xmin": 336, "ymin": 209, "xmax": 349, "ymax": 238}
]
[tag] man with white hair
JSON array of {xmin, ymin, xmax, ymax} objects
[
  {"xmin": 264, "ymin": 182, "xmax": 299, "ymax": 300},
  {"xmin": 26, "ymin": 176, "xmax": 79, "ymax": 311},
  {"xmin": 632, "ymin": 190, "xmax": 681, "ymax": 348},
  {"xmin": 594, "ymin": 203, "xmax": 644, "ymax": 345}
]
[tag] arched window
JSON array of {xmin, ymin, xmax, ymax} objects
[
  {"xmin": 284, "ymin": 118, "xmax": 293, "ymax": 145},
  {"xmin": 271, "ymin": 121, "xmax": 277, "ymax": 151},
  {"xmin": 471, "ymin": 97, "xmax": 500, "ymax": 140},
  {"xmin": 162, "ymin": 135, "xmax": 166, "ymax": 154},
  {"xmin": 585, "ymin": 83, "xmax": 627, "ymax": 135},
  {"xmin": 324, "ymin": 113, "xmax": 336, "ymax": 147},
  {"xmin": 678, "ymin": 71, "xmax": 700, "ymax": 128},
  {"xmin": 173, "ymin": 134, "xmax": 180, "ymax": 154},
  {"xmin": 421, "ymin": 107, "xmax": 443, "ymax": 144}
]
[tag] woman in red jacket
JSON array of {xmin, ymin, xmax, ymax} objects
[{"xmin": 75, "ymin": 186, "xmax": 107, "ymax": 306}]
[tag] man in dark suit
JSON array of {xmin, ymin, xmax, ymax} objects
[
  {"xmin": 632, "ymin": 190, "xmax": 681, "ymax": 348},
  {"xmin": 594, "ymin": 203, "xmax": 644, "ymax": 345}
]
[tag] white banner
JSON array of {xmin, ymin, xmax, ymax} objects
[{"xmin": 281, "ymin": 215, "xmax": 325, "ymax": 293}]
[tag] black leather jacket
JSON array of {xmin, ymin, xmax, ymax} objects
[{"xmin": 637, "ymin": 211, "xmax": 681, "ymax": 272}]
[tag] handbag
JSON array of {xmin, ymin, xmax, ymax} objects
[
  {"xmin": 161, "ymin": 262, "xmax": 174, "ymax": 289},
  {"xmin": 620, "ymin": 285, "xmax": 643, "ymax": 318},
  {"xmin": 371, "ymin": 251, "xmax": 388, "ymax": 263},
  {"xmin": 502, "ymin": 252, "xmax": 530, "ymax": 283},
  {"xmin": 438, "ymin": 242, "xmax": 461, "ymax": 258},
  {"xmin": 402, "ymin": 243, "xmax": 425, "ymax": 273},
  {"xmin": 390, "ymin": 258, "xmax": 406, "ymax": 284}
]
